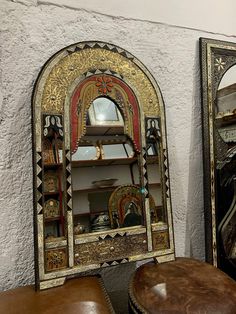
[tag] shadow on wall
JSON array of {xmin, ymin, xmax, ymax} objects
[
  {"xmin": 0, "ymin": 87, "xmax": 35, "ymax": 291},
  {"xmin": 164, "ymin": 104, "xmax": 186, "ymax": 257},
  {"xmin": 185, "ymin": 41, "xmax": 205, "ymax": 260}
]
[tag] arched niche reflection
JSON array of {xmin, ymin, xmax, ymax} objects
[{"xmin": 71, "ymin": 96, "xmax": 145, "ymax": 234}]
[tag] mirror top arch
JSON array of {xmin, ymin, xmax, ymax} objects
[
  {"xmin": 70, "ymin": 73, "xmax": 142, "ymax": 154},
  {"xmin": 33, "ymin": 41, "xmax": 162, "ymax": 117}
]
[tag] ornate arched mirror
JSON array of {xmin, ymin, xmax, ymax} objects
[
  {"xmin": 200, "ymin": 38, "xmax": 236, "ymax": 279},
  {"xmin": 32, "ymin": 41, "xmax": 175, "ymax": 290}
]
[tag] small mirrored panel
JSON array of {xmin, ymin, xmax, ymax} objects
[
  {"xmin": 102, "ymin": 143, "xmax": 134, "ymax": 159},
  {"xmin": 147, "ymin": 161, "xmax": 164, "ymax": 224},
  {"xmin": 145, "ymin": 117, "xmax": 165, "ymax": 224},
  {"xmin": 88, "ymin": 97, "xmax": 123, "ymax": 126},
  {"xmin": 72, "ymin": 145, "xmax": 99, "ymax": 161},
  {"xmin": 200, "ymin": 38, "xmax": 236, "ymax": 279}
]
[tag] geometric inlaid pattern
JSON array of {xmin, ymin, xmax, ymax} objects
[
  {"xmin": 36, "ymin": 152, "xmax": 43, "ymax": 215},
  {"xmin": 163, "ymin": 149, "xmax": 170, "ymax": 198},
  {"xmin": 37, "ymin": 202, "xmax": 43, "ymax": 215},
  {"xmin": 65, "ymin": 150, "xmax": 72, "ymax": 210},
  {"xmin": 100, "ymin": 258, "xmax": 128, "ymax": 267},
  {"xmin": 141, "ymin": 147, "xmax": 149, "ymax": 198},
  {"xmin": 74, "ymin": 233, "xmax": 147, "ymax": 266},
  {"xmin": 67, "ymin": 42, "xmax": 135, "ymax": 61},
  {"xmin": 84, "ymin": 68, "xmax": 123, "ymax": 80},
  {"xmin": 98, "ymin": 232, "xmax": 127, "ymax": 241}
]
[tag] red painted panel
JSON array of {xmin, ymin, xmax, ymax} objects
[{"xmin": 70, "ymin": 75, "xmax": 141, "ymax": 153}]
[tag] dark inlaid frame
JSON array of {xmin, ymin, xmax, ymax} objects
[{"xmin": 200, "ymin": 37, "xmax": 236, "ymax": 268}]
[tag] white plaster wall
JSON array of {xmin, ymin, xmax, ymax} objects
[
  {"xmin": 17, "ymin": 0, "xmax": 236, "ymax": 36},
  {"xmin": 0, "ymin": 0, "xmax": 236, "ymax": 293}
]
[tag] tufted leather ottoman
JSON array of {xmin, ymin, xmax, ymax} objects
[
  {"xmin": 0, "ymin": 276, "xmax": 114, "ymax": 314},
  {"xmin": 129, "ymin": 257, "xmax": 236, "ymax": 313}
]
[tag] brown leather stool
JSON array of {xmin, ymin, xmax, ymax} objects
[
  {"xmin": 0, "ymin": 276, "xmax": 115, "ymax": 314},
  {"xmin": 129, "ymin": 258, "xmax": 236, "ymax": 313}
]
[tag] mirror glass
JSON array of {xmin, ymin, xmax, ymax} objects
[
  {"xmin": 145, "ymin": 118, "xmax": 165, "ymax": 224},
  {"xmin": 89, "ymin": 97, "xmax": 123, "ymax": 126},
  {"xmin": 71, "ymin": 97, "xmax": 164, "ymax": 235},
  {"xmin": 216, "ymin": 65, "xmax": 236, "ymax": 274},
  {"xmin": 216, "ymin": 65, "xmax": 236, "ymax": 144},
  {"xmin": 71, "ymin": 97, "xmax": 145, "ymax": 234},
  {"xmin": 72, "ymin": 146, "xmax": 99, "ymax": 161}
]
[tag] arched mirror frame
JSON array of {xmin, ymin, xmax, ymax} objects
[
  {"xmin": 32, "ymin": 41, "xmax": 175, "ymax": 290},
  {"xmin": 200, "ymin": 37, "xmax": 236, "ymax": 278}
]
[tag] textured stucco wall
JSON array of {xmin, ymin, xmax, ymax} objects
[{"xmin": 0, "ymin": 0, "xmax": 236, "ymax": 293}]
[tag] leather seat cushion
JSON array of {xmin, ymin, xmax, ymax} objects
[
  {"xmin": 129, "ymin": 257, "xmax": 236, "ymax": 313},
  {"xmin": 0, "ymin": 276, "xmax": 114, "ymax": 314}
]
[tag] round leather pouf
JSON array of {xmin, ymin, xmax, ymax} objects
[{"xmin": 128, "ymin": 257, "xmax": 236, "ymax": 313}]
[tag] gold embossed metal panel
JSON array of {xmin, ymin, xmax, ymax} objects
[{"xmin": 32, "ymin": 41, "xmax": 175, "ymax": 289}]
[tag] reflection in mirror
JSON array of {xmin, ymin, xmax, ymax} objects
[
  {"xmin": 71, "ymin": 95, "xmax": 166, "ymax": 235},
  {"xmin": 216, "ymin": 66, "xmax": 236, "ymax": 274},
  {"xmin": 147, "ymin": 161, "xmax": 163, "ymax": 223},
  {"xmin": 71, "ymin": 97, "xmax": 146, "ymax": 234},
  {"xmin": 145, "ymin": 117, "xmax": 165, "ymax": 224},
  {"xmin": 72, "ymin": 145, "xmax": 100, "ymax": 161},
  {"xmin": 102, "ymin": 143, "xmax": 134, "ymax": 159},
  {"xmin": 216, "ymin": 65, "xmax": 236, "ymax": 144},
  {"xmin": 41, "ymin": 115, "xmax": 65, "ymax": 240},
  {"xmin": 109, "ymin": 185, "xmax": 143, "ymax": 228},
  {"xmin": 146, "ymin": 118, "xmax": 161, "ymax": 156},
  {"xmin": 88, "ymin": 97, "xmax": 123, "ymax": 126}
]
